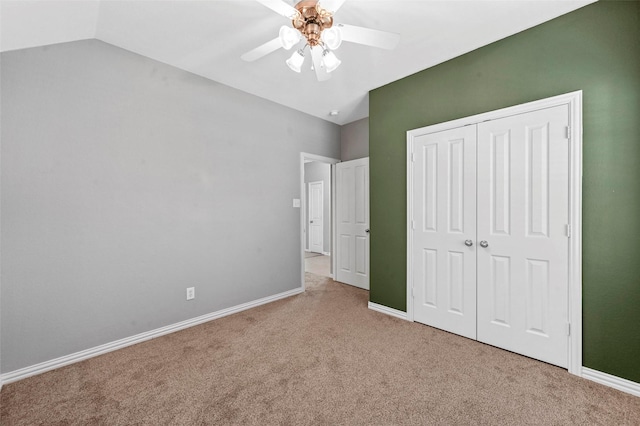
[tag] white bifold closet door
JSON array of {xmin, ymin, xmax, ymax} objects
[
  {"xmin": 412, "ymin": 105, "xmax": 570, "ymax": 367},
  {"xmin": 412, "ymin": 125, "xmax": 478, "ymax": 339},
  {"xmin": 476, "ymin": 105, "xmax": 570, "ymax": 367}
]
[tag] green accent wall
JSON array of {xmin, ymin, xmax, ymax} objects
[{"xmin": 369, "ymin": 1, "xmax": 640, "ymax": 383}]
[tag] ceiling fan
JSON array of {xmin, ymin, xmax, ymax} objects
[{"xmin": 241, "ymin": 0, "xmax": 400, "ymax": 81}]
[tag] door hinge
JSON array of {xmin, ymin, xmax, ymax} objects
[
  {"xmin": 411, "ymin": 220, "xmax": 415, "ymax": 230},
  {"xmin": 411, "ymin": 152, "xmax": 415, "ymax": 162},
  {"xmin": 566, "ymin": 224, "xmax": 571, "ymax": 238},
  {"xmin": 566, "ymin": 323, "xmax": 571, "ymax": 336},
  {"xmin": 566, "ymin": 126, "xmax": 571, "ymax": 140}
]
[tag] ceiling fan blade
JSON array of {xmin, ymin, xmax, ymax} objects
[
  {"xmin": 310, "ymin": 46, "xmax": 331, "ymax": 82},
  {"xmin": 255, "ymin": 0, "xmax": 298, "ymax": 19},
  {"xmin": 241, "ymin": 37, "xmax": 282, "ymax": 62},
  {"xmin": 337, "ymin": 24, "xmax": 400, "ymax": 50},
  {"xmin": 318, "ymin": 0, "xmax": 347, "ymax": 14}
]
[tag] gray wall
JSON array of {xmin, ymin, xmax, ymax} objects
[
  {"xmin": 304, "ymin": 161, "xmax": 331, "ymax": 254},
  {"xmin": 340, "ymin": 117, "xmax": 369, "ymax": 161},
  {"xmin": 0, "ymin": 51, "xmax": 2, "ymax": 378},
  {"xmin": 0, "ymin": 39, "xmax": 340, "ymax": 373}
]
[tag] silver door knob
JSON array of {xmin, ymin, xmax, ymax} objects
[
  {"xmin": 480, "ymin": 240, "xmax": 489, "ymax": 248},
  {"xmin": 464, "ymin": 240, "xmax": 473, "ymax": 247}
]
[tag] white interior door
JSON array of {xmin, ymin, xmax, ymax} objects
[
  {"xmin": 336, "ymin": 158, "xmax": 369, "ymax": 289},
  {"xmin": 411, "ymin": 126, "xmax": 477, "ymax": 339},
  {"xmin": 308, "ymin": 181, "xmax": 323, "ymax": 253},
  {"xmin": 476, "ymin": 105, "xmax": 570, "ymax": 367}
]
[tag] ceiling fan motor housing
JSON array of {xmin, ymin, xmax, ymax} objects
[{"xmin": 292, "ymin": 0, "xmax": 333, "ymax": 46}]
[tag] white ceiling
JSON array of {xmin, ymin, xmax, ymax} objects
[{"xmin": 1, "ymin": 0, "xmax": 595, "ymax": 125}]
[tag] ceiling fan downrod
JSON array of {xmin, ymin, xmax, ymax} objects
[{"xmin": 291, "ymin": 0, "xmax": 333, "ymax": 47}]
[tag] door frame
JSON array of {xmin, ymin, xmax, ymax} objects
[
  {"xmin": 308, "ymin": 180, "xmax": 324, "ymax": 253},
  {"xmin": 300, "ymin": 153, "xmax": 340, "ymax": 289},
  {"xmin": 406, "ymin": 91, "xmax": 583, "ymax": 376}
]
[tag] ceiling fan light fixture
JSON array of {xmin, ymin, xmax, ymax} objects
[
  {"xmin": 321, "ymin": 27, "xmax": 342, "ymax": 50},
  {"xmin": 321, "ymin": 49, "xmax": 341, "ymax": 73},
  {"xmin": 279, "ymin": 25, "xmax": 301, "ymax": 50},
  {"xmin": 242, "ymin": 0, "xmax": 401, "ymax": 81},
  {"xmin": 286, "ymin": 48, "xmax": 305, "ymax": 72}
]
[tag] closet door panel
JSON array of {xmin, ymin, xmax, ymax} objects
[
  {"xmin": 411, "ymin": 126, "xmax": 477, "ymax": 339},
  {"xmin": 476, "ymin": 105, "xmax": 570, "ymax": 368}
]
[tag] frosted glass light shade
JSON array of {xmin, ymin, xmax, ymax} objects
[
  {"xmin": 321, "ymin": 50, "xmax": 341, "ymax": 73},
  {"xmin": 286, "ymin": 49, "xmax": 305, "ymax": 73},
  {"xmin": 321, "ymin": 27, "xmax": 342, "ymax": 50},
  {"xmin": 279, "ymin": 26, "xmax": 301, "ymax": 50}
]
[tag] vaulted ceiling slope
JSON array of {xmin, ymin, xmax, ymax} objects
[{"xmin": 1, "ymin": 0, "xmax": 595, "ymax": 125}]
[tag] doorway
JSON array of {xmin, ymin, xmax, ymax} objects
[{"xmin": 300, "ymin": 153, "xmax": 340, "ymax": 286}]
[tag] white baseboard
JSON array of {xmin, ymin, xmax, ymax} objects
[
  {"xmin": 368, "ymin": 302, "xmax": 409, "ymax": 321},
  {"xmin": 322, "ymin": 251, "xmax": 331, "ymax": 256},
  {"xmin": 582, "ymin": 367, "xmax": 640, "ymax": 397},
  {"xmin": 0, "ymin": 287, "xmax": 303, "ymax": 387}
]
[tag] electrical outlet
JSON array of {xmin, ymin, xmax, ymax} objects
[{"xmin": 186, "ymin": 287, "xmax": 195, "ymax": 300}]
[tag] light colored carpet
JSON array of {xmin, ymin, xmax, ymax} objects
[
  {"xmin": 1, "ymin": 273, "xmax": 638, "ymax": 425},
  {"xmin": 304, "ymin": 251, "xmax": 322, "ymax": 259},
  {"xmin": 304, "ymin": 254, "xmax": 331, "ymax": 277}
]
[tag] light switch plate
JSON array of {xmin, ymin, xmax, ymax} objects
[{"xmin": 293, "ymin": 198, "xmax": 301, "ymax": 208}]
